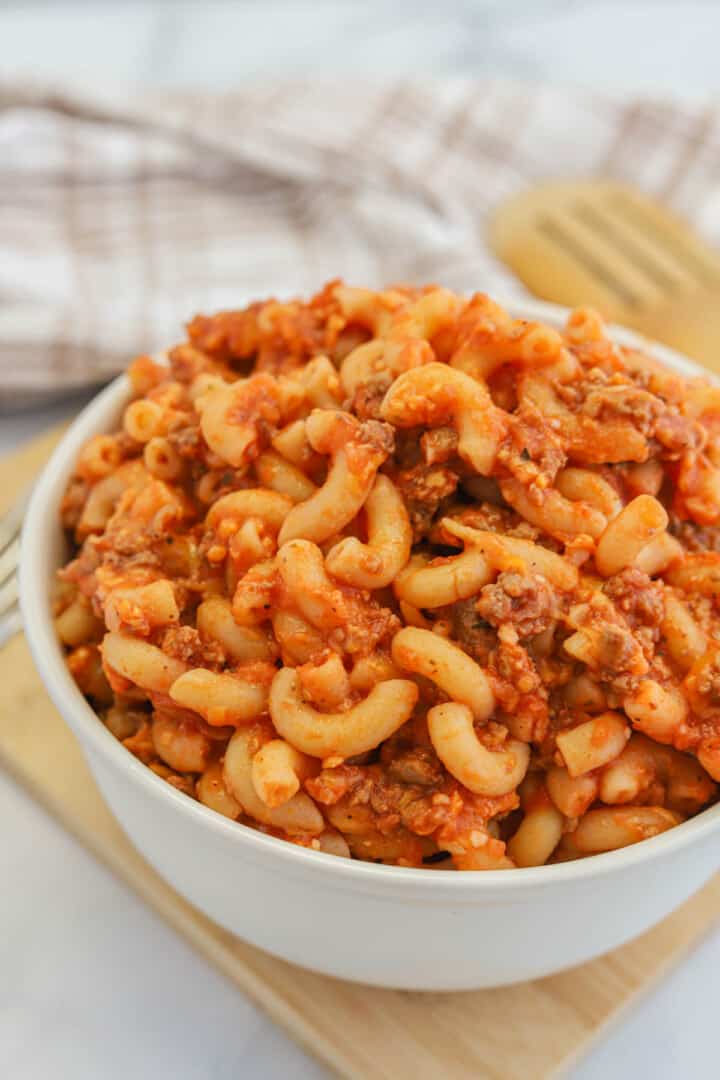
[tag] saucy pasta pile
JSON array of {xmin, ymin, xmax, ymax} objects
[{"xmin": 56, "ymin": 282, "xmax": 720, "ymax": 870}]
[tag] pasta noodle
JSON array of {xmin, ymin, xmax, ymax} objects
[{"xmin": 57, "ymin": 281, "xmax": 720, "ymax": 870}]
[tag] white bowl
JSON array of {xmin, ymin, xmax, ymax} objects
[{"xmin": 20, "ymin": 299, "xmax": 720, "ymax": 991}]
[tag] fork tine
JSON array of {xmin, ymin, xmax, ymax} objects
[
  {"xmin": 0, "ymin": 536, "xmax": 20, "ymax": 586},
  {"xmin": 0, "ymin": 516, "xmax": 22, "ymax": 558},
  {"xmin": 0, "ymin": 605, "xmax": 22, "ymax": 650},
  {"xmin": 0, "ymin": 491, "xmax": 29, "ymax": 554},
  {"xmin": 0, "ymin": 575, "xmax": 18, "ymax": 616},
  {"xmin": 0, "ymin": 492, "xmax": 29, "ymax": 651}
]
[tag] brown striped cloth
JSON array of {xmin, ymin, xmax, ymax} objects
[{"xmin": 2, "ymin": 79, "xmax": 720, "ymax": 408}]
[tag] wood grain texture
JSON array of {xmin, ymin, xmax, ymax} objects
[{"xmin": 2, "ymin": 428, "xmax": 718, "ymax": 1080}]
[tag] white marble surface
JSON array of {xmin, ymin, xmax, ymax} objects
[{"xmin": 2, "ymin": 2, "xmax": 720, "ymax": 1078}]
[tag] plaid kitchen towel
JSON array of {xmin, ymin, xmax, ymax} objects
[{"xmin": 2, "ymin": 78, "xmax": 720, "ymax": 407}]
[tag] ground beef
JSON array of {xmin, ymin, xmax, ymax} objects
[
  {"xmin": 308, "ymin": 762, "xmax": 515, "ymax": 841},
  {"xmin": 351, "ymin": 418, "xmax": 396, "ymax": 461},
  {"xmin": 307, "ymin": 765, "xmax": 444, "ymax": 835},
  {"xmin": 489, "ymin": 639, "xmax": 549, "ymax": 742},
  {"xmin": 350, "ymin": 374, "xmax": 393, "ymax": 420},
  {"xmin": 582, "ymin": 383, "xmax": 664, "ymax": 435},
  {"xmin": 602, "ymin": 569, "xmax": 665, "ymax": 634},
  {"xmin": 564, "ymin": 594, "xmax": 649, "ymax": 694},
  {"xmin": 421, "ymin": 426, "xmax": 458, "ymax": 465},
  {"xmin": 161, "ymin": 625, "xmax": 224, "ymax": 668},
  {"xmin": 670, "ymin": 518, "xmax": 720, "ymax": 554},
  {"xmin": 328, "ymin": 592, "xmax": 401, "ymax": 657},
  {"xmin": 601, "ymin": 628, "xmax": 647, "ymax": 687},
  {"xmin": 497, "ymin": 402, "xmax": 566, "ymax": 488},
  {"xmin": 386, "ymin": 747, "xmax": 444, "ymax": 788},
  {"xmin": 170, "ymin": 424, "xmax": 206, "ymax": 460},
  {"xmin": 305, "ymin": 764, "xmax": 365, "ymax": 805},
  {"xmin": 477, "ymin": 571, "xmax": 557, "ymax": 638},
  {"xmin": 393, "ymin": 463, "xmax": 459, "ymax": 540},
  {"xmin": 367, "ymin": 781, "xmax": 443, "ymax": 836},
  {"xmin": 449, "ymin": 599, "xmax": 496, "ymax": 664},
  {"xmin": 653, "ymin": 412, "xmax": 705, "ymax": 455},
  {"xmin": 571, "ymin": 376, "xmax": 703, "ymax": 458}
]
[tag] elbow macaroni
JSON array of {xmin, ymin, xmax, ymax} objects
[
  {"xmin": 277, "ymin": 409, "xmax": 391, "ymax": 546},
  {"xmin": 427, "ymin": 702, "xmax": 530, "ymax": 796},
  {"xmin": 269, "ymin": 667, "xmax": 418, "ymax": 759},
  {"xmin": 392, "ymin": 627, "xmax": 495, "ymax": 721},
  {"xmin": 325, "ymin": 474, "xmax": 412, "ymax": 589},
  {"xmin": 381, "ymin": 362, "xmax": 506, "ymax": 476},
  {"xmin": 58, "ymin": 281, "xmax": 720, "ymax": 870}
]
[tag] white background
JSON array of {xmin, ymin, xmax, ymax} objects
[{"xmin": 1, "ymin": 2, "xmax": 719, "ymax": 1077}]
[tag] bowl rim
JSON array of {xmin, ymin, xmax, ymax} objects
[{"xmin": 19, "ymin": 296, "xmax": 720, "ymax": 895}]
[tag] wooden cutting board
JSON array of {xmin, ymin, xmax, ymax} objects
[{"xmin": 1, "ymin": 428, "xmax": 719, "ymax": 1080}]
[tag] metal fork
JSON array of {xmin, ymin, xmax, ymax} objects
[{"xmin": 0, "ymin": 494, "xmax": 27, "ymax": 649}]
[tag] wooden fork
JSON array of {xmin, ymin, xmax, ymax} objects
[{"xmin": 489, "ymin": 181, "xmax": 720, "ymax": 371}]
